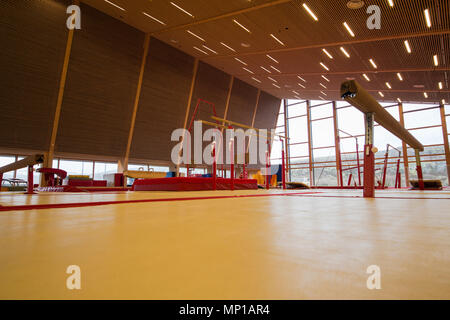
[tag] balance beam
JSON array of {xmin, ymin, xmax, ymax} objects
[
  {"xmin": 341, "ymin": 80, "xmax": 425, "ymax": 196},
  {"xmin": 0, "ymin": 154, "xmax": 44, "ymax": 194}
]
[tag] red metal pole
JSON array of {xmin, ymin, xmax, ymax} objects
[
  {"xmin": 26, "ymin": 165, "xmax": 34, "ymax": 194},
  {"xmin": 229, "ymin": 135, "xmax": 234, "ymax": 191},
  {"xmin": 281, "ymin": 140, "xmax": 286, "ymax": 190},
  {"xmin": 212, "ymin": 143, "xmax": 217, "ymax": 190},
  {"xmin": 395, "ymin": 159, "xmax": 400, "ymax": 188},
  {"xmin": 415, "ymin": 149, "xmax": 424, "ymax": 190},
  {"xmin": 364, "ymin": 113, "xmax": 375, "ymax": 198},
  {"xmin": 347, "ymin": 173, "xmax": 353, "ymax": 186},
  {"xmin": 266, "ymin": 140, "xmax": 270, "ymax": 190},
  {"xmin": 0, "ymin": 173, "xmax": 3, "ymax": 190},
  {"xmin": 381, "ymin": 145, "xmax": 390, "ymax": 189},
  {"xmin": 356, "ymin": 141, "xmax": 361, "ymax": 186}
]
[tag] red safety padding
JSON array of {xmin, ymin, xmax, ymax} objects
[{"xmin": 132, "ymin": 177, "xmax": 258, "ymax": 191}]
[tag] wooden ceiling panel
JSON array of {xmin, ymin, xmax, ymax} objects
[{"xmin": 81, "ymin": 0, "xmax": 449, "ymax": 103}]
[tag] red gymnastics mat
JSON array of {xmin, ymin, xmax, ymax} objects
[{"xmin": 132, "ymin": 177, "xmax": 258, "ymax": 191}]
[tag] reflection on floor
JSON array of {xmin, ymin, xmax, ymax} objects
[{"xmin": 0, "ymin": 189, "xmax": 449, "ymax": 299}]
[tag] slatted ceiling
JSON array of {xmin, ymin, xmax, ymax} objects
[
  {"xmin": 81, "ymin": 0, "xmax": 276, "ymax": 33},
  {"xmin": 226, "ymin": 79, "xmax": 259, "ymax": 126},
  {"xmin": 56, "ymin": 3, "xmax": 143, "ymax": 157},
  {"xmin": 188, "ymin": 62, "xmax": 230, "ymax": 125},
  {"xmin": 130, "ymin": 38, "xmax": 195, "ymax": 161},
  {"xmin": 254, "ymin": 92, "xmax": 281, "ymax": 130},
  {"xmin": 0, "ymin": 0, "xmax": 69, "ymax": 151}
]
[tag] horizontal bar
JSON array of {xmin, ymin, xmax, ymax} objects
[
  {"xmin": 312, "ymin": 145, "xmax": 335, "ymax": 150},
  {"xmin": 406, "ymin": 124, "xmax": 442, "ymax": 131},
  {"xmin": 309, "ymin": 101, "xmax": 332, "ymax": 108},
  {"xmin": 287, "ymin": 114, "xmax": 307, "ymax": 120},
  {"xmin": 287, "ymin": 101, "xmax": 307, "ymax": 107},
  {"xmin": 311, "ymin": 115, "xmax": 334, "ymax": 122},
  {"xmin": 402, "ymin": 105, "xmax": 440, "ymax": 114},
  {"xmin": 288, "ymin": 141, "xmax": 308, "ymax": 146}
]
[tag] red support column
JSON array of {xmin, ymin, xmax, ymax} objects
[
  {"xmin": 281, "ymin": 139, "xmax": 286, "ymax": 190},
  {"xmin": 266, "ymin": 140, "xmax": 270, "ymax": 190},
  {"xmin": 356, "ymin": 141, "xmax": 361, "ymax": 186},
  {"xmin": 332, "ymin": 102, "xmax": 343, "ymax": 187},
  {"xmin": 398, "ymin": 103, "xmax": 410, "ymax": 187},
  {"xmin": 0, "ymin": 173, "xmax": 3, "ymax": 190},
  {"xmin": 347, "ymin": 173, "xmax": 353, "ymax": 186},
  {"xmin": 306, "ymin": 100, "xmax": 314, "ymax": 187},
  {"xmin": 229, "ymin": 128, "xmax": 234, "ymax": 191},
  {"xmin": 26, "ymin": 165, "xmax": 35, "ymax": 194},
  {"xmin": 381, "ymin": 147, "xmax": 389, "ymax": 189},
  {"xmin": 395, "ymin": 159, "xmax": 401, "ymax": 188},
  {"xmin": 439, "ymin": 103, "xmax": 450, "ymax": 185},
  {"xmin": 415, "ymin": 149, "xmax": 425, "ymax": 190},
  {"xmin": 212, "ymin": 143, "xmax": 217, "ymax": 190},
  {"xmin": 364, "ymin": 113, "xmax": 375, "ymax": 198}
]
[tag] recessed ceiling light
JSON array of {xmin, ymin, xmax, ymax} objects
[
  {"xmin": 404, "ymin": 40, "xmax": 412, "ymax": 53},
  {"xmin": 302, "ymin": 3, "xmax": 318, "ymax": 21},
  {"xmin": 320, "ymin": 62, "xmax": 329, "ymax": 71},
  {"xmin": 343, "ymin": 22, "xmax": 355, "ymax": 37},
  {"xmin": 170, "ymin": 2, "xmax": 194, "ymax": 18},
  {"xmin": 423, "ymin": 92, "xmax": 428, "ymax": 98},
  {"xmin": 193, "ymin": 46, "xmax": 208, "ymax": 55},
  {"xmin": 322, "ymin": 49, "xmax": 333, "ymax": 59},
  {"xmin": 260, "ymin": 66, "xmax": 271, "ymax": 73},
  {"xmin": 251, "ymin": 77, "xmax": 261, "ymax": 83},
  {"xmin": 243, "ymin": 67, "xmax": 254, "ymax": 74},
  {"xmin": 369, "ymin": 59, "xmax": 377, "ymax": 69},
  {"xmin": 397, "ymin": 98, "xmax": 402, "ymax": 103},
  {"xmin": 298, "ymin": 83, "xmax": 305, "ymax": 88},
  {"xmin": 187, "ymin": 30, "xmax": 205, "ymax": 42},
  {"xmin": 433, "ymin": 54, "xmax": 439, "ymax": 66},
  {"xmin": 320, "ymin": 91, "xmax": 327, "ymax": 96},
  {"xmin": 413, "ymin": 84, "xmax": 425, "ymax": 88},
  {"xmin": 266, "ymin": 54, "xmax": 279, "ymax": 64},
  {"xmin": 442, "ymin": 99, "xmax": 446, "ymax": 105},
  {"xmin": 424, "ymin": 9, "xmax": 431, "ymax": 28},
  {"xmin": 297, "ymin": 76, "xmax": 307, "ymax": 82},
  {"xmin": 387, "ymin": 0, "xmax": 394, "ymax": 7},
  {"xmin": 397, "ymin": 73, "xmax": 403, "ymax": 81},
  {"xmin": 363, "ymin": 74, "xmax": 370, "ymax": 81},
  {"xmin": 320, "ymin": 83, "xmax": 327, "ymax": 89},
  {"xmin": 272, "ymin": 83, "xmax": 281, "ymax": 89},
  {"xmin": 378, "ymin": 91, "xmax": 384, "ymax": 97},
  {"xmin": 321, "ymin": 75, "xmax": 330, "ymax": 82},
  {"xmin": 270, "ymin": 34, "xmax": 285, "ymax": 46},
  {"xmin": 104, "ymin": 0, "xmax": 125, "ymax": 11},
  {"xmin": 202, "ymin": 45, "xmax": 217, "ymax": 54},
  {"xmin": 233, "ymin": 19, "xmax": 251, "ymax": 33},
  {"xmin": 319, "ymin": 96, "xmax": 325, "ymax": 100},
  {"xmin": 294, "ymin": 95, "xmax": 302, "ymax": 100},
  {"xmin": 386, "ymin": 82, "xmax": 392, "ymax": 89},
  {"xmin": 438, "ymin": 82, "xmax": 443, "ymax": 90},
  {"xmin": 292, "ymin": 90, "xmax": 300, "ymax": 95},
  {"xmin": 268, "ymin": 76, "xmax": 278, "ymax": 83},
  {"xmin": 142, "ymin": 12, "xmax": 166, "ymax": 25},
  {"xmin": 270, "ymin": 65, "xmax": 281, "ymax": 73},
  {"xmin": 220, "ymin": 42, "xmax": 236, "ymax": 52},
  {"xmin": 241, "ymin": 43, "xmax": 251, "ymax": 48},
  {"xmin": 234, "ymin": 57, "xmax": 247, "ymax": 65},
  {"xmin": 340, "ymin": 47, "xmax": 350, "ymax": 58}
]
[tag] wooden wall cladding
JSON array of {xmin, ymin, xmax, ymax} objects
[
  {"xmin": 0, "ymin": 0, "xmax": 69, "ymax": 151},
  {"xmin": 253, "ymin": 91, "xmax": 281, "ymax": 130},
  {"xmin": 130, "ymin": 38, "xmax": 194, "ymax": 161},
  {"xmin": 55, "ymin": 3, "xmax": 143, "ymax": 157},
  {"xmin": 188, "ymin": 62, "xmax": 230, "ymax": 125},
  {"xmin": 226, "ymin": 78, "xmax": 258, "ymax": 126}
]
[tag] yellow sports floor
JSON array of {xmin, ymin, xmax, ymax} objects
[{"xmin": 0, "ymin": 189, "xmax": 449, "ymax": 299}]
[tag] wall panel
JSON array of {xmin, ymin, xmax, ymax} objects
[
  {"xmin": 0, "ymin": 0, "xmax": 69, "ymax": 151},
  {"xmin": 130, "ymin": 38, "xmax": 194, "ymax": 161},
  {"xmin": 254, "ymin": 92, "xmax": 281, "ymax": 130},
  {"xmin": 55, "ymin": 3, "xmax": 143, "ymax": 157},
  {"xmin": 187, "ymin": 62, "xmax": 230, "ymax": 127},
  {"xmin": 226, "ymin": 79, "xmax": 258, "ymax": 126}
]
